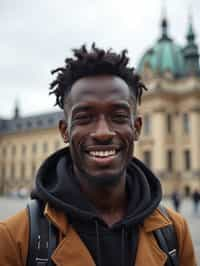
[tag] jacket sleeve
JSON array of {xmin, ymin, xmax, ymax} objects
[
  {"xmin": 167, "ymin": 207, "xmax": 197, "ymax": 266},
  {"xmin": 0, "ymin": 209, "xmax": 29, "ymax": 266}
]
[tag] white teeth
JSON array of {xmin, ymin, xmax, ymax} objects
[{"xmin": 89, "ymin": 150, "xmax": 116, "ymax": 157}]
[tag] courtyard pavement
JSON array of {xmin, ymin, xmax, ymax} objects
[{"xmin": 0, "ymin": 196, "xmax": 199, "ymax": 264}]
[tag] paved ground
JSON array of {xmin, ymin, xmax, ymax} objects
[{"xmin": 0, "ymin": 196, "xmax": 199, "ymax": 264}]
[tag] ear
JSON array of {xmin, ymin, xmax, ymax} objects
[
  {"xmin": 59, "ymin": 120, "xmax": 69, "ymax": 143},
  {"xmin": 133, "ymin": 116, "xmax": 142, "ymax": 141}
]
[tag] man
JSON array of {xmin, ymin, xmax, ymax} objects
[{"xmin": 0, "ymin": 44, "xmax": 196, "ymax": 265}]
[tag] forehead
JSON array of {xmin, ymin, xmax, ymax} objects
[{"xmin": 68, "ymin": 75, "xmax": 132, "ymax": 106}]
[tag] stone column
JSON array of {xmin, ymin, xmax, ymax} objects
[
  {"xmin": 152, "ymin": 109, "xmax": 166, "ymax": 176},
  {"xmin": 174, "ymin": 111, "xmax": 182, "ymax": 173},
  {"xmin": 190, "ymin": 107, "xmax": 200, "ymax": 171}
]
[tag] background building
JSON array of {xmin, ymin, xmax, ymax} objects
[
  {"xmin": 0, "ymin": 15, "xmax": 200, "ymax": 195},
  {"xmin": 0, "ymin": 109, "xmax": 64, "ymax": 194},
  {"xmin": 136, "ymin": 15, "xmax": 200, "ymax": 195}
]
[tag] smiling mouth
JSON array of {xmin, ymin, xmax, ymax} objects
[{"xmin": 88, "ymin": 150, "xmax": 117, "ymax": 158}]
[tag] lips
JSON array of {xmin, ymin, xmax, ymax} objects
[
  {"xmin": 89, "ymin": 150, "xmax": 116, "ymax": 158},
  {"xmin": 84, "ymin": 145, "xmax": 122, "ymax": 165}
]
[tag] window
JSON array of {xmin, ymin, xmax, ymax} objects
[
  {"xmin": 37, "ymin": 120, "xmax": 43, "ymax": 126},
  {"xmin": 1, "ymin": 164, "xmax": 5, "ymax": 178},
  {"xmin": 183, "ymin": 113, "xmax": 190, "ymax": 134},
  {"xmin": 10, "ymin": 162, "xmax": 15, "ymax": 179},
  {"xmin": 0, "ymin": 163, "xmax": 6, "ymax": 180},
  {"xmin": 27, "ymin": 121, "xmax": 32, "ymax": 128},
  {"xmin": 16, "ymin": 123, "xmax": 22, "ymax": 129},
  {"xmin": 12, "ymin": 145, "xmax": 16, "ymax": 156},
  {"xmin": 32, "ymin": 143, "xmax": 37, "ymax": 153},
  {"xmin": 167, "ymin": 150, "xmax": 173, "ymax": 171},
  {"xmin": 184, "ymin": 150, "xmax": 191, "ymax": 171},
  {"xmin": 21, "ymin": 144, "xmax": 26, "ymax": 155},
  {"xmin": 54, "ymin": 140, "xmax": 60, "ymax": 150},
  {"xmin": 21, "ymin": 162, "xmax": 25, "ymax": 178},
  {"xmin": 143, "ymin": 151, "xmax": 152, "ymax": 168},
  {"xmin": 143, "ymin": 114, "xmax": 151, "ymax": 136},
  {"xmin": 43, "ymin": 142, "xmax": 48, "ymax": 153},
  {"xmin": 167, "ymin": 114, "xmax": 172, "ymax": 134},
  {"xmin": 2, "ymin": 147, "xmax": 6, "ymax": 157},
  {"xmin": 32, "ymin": 162, "xmax": 36, "ymax": 176},
  {"xmin": 48, "ymin": 117, "xmax": 54, "ymax": 125}
]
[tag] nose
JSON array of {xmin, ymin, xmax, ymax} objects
[{"xmin": 90, "ymin": 116, "xmax": 116, "ymax": 142}]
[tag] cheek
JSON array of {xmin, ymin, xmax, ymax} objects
[
  {"xmin": 68, "ymin": 126, "xmax": 89, "ymax": 148},
  {"xmin": 116, "ymin": 125, "xmax": 134, "ymax": 144}
]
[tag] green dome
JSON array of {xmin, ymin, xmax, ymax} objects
[{"xmin": 138, "ymin": 18, "xmax": 185, "ymax": 77}]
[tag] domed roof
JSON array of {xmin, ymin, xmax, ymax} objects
[{"xmin": 137, "ymin": 17, "xmax": 185, "ymax": 77}]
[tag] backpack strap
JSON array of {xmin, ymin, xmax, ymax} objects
[
  {"xmin": 27, "ymin": 199, "xmax": 57, "ymax": 266},
  {"xmin": 154, "ymin": 205, "xmax": 179, "ymax": 266}
]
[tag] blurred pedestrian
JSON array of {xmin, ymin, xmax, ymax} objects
[
  {"xmin": 171, "ymin": 189, "xmax": 181, "ymax": 212},
  {"xmin": 192, "ymin": 188, "xmax": 200, "ymax": 215}
]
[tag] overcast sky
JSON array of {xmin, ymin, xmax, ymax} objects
[{"xmin": 1, "ymin": 0, "xmax": 200, "ymax": 118}]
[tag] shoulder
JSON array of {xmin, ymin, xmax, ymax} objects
[
  {"xmin": 0, "ymin": 208, "xmax": 29, "ymax": 266},
  {"xmin": 164, "ymin": 207, "xmax": 190, "ymax": 239},
  {"xmin": 162, "ymin": 207, "xmax": 197, "ymax": 265}
]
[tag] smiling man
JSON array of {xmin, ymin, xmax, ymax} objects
[{"xmin": 0, "ymin": 44, "xmax": 196, "ymax": 266}]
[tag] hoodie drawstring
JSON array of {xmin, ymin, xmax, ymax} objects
[
  {"xmin": 121, "ymin": 225, "xmax": 126, "ymax": 266},
  {"xmin": 95, "ymin": 220, "xmax": 102, "ymax": 266},
  {"xmin": 95, "ymin": 220, "xmax": 126, "ymax": 266}
]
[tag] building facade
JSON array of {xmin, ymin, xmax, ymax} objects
[
  {"xmin": 0, "ymin": 111, "xmax": 64, "ymax": 194},
  {"xmin": 0, "ymin": 15, "xmax": 200, "ymax": 195},
  {"xmin": 135, "ymin": 16, "xmax": 200, "ymax": 194}
]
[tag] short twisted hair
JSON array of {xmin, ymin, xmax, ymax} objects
[{"xmin": 49, "ymin": 43, "xmax": 147, "ymax": 109}]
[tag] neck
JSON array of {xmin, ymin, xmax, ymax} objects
[{"xmin": 79, "ymin": 175, "xmax": 127, "ymax": 225}]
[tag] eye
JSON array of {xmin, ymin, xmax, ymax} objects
[
  {"xmin": 112, "ymin": 112, "xmax": 130, "ymax": 123},
  {"xmin": 72, "ymin": 113, "xmax": 93, "ymax": 125}
]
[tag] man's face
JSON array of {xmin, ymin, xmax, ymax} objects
[{"xmin": 61, "ymin": 75, "xmax": 141, "ymax": 187}]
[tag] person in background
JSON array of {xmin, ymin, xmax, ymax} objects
[
  {"xmin": 171, "ymin": 188, "xmax": 182, "ymax": 212},
  {"xmin": 192, "ymin": 187, "xmax": 200, "ymax": 215}
]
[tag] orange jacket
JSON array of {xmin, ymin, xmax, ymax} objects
[{"xmin": 0, "ymin": 203, "xmax": 197, "ymax": 266}]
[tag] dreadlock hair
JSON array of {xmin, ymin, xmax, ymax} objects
[{"xmin": 49, "ymin": 43, "xmax": 147, "ymax": 109}]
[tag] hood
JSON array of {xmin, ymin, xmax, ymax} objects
[{"xmin": 32, "ymin": 147, "xmax": 162, "ymax": 228}]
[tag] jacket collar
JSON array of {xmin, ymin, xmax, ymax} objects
[
  {"xmin": 44, "ymin": 202, "xmax": 69, "ymax": 235},
  {"xmin": 44, "ymin": 203, "xmax": 169, "ymax": 266},
  {"xmin": 143, "ymin": 207, "xmax": 172, "ymax": 232},
  {"xmin": 44, "ymin": 203, "xmax": 172, "ymax": 234}
]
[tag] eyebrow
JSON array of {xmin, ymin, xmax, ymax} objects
[
  {"xmin": 71, "ymin": 101, "xmax": 131, "ymax": 116},
  {"xmin": 111, "ymin": 102, "xmax": 130, "ymax": 110},
  {"xmin": 71, "ymin": 105, "xmax": 94, "ymax": 116}
]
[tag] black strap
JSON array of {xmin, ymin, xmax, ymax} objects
[
  {"xmin": 154, "ymin": 205, "xmax": 179, "ymax": 266},
  {"xmin": 27, "ymin": 200, "xmax": 57, "ymax": 266}
]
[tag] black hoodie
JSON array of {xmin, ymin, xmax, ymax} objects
[{"xmin": 32, "ymin": 147, "xmax": 162, "ymax": 266}]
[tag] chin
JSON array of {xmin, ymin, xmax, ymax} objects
[{"xmin": 84, "ymin": 171, "xmax": 124, "ymax": 188}]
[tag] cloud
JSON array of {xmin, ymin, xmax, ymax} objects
[{"xmin": 0, "ymin": 0, "xmax": 199, "ymax": 116}]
